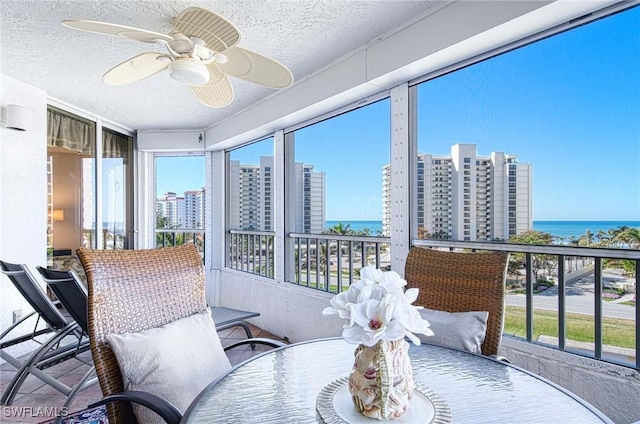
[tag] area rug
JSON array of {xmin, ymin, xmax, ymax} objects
[{"xmin": 39, "ymin": 405, "xmax": 107, "ymax": 424}]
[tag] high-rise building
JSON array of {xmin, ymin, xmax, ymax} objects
[
  {"xmin": 156, "ymin": 191, "xmax": 186, "ymax": 228},
  {"xmin": 383, "ymin": 143, "xmax": 532, "ymax": 240},
  {"xmin": 228, "ymin": 156, "xmax": 325, "ymax": 233},
  {"xmin": 184, "ymin": 189, "xmax": 206, "ymax": 228},
  {"xmin": 294, "ymin": 162, "xmax": 325, "ymax": 234},
  {"xmin": 228, "ymin": 161, "xmax": 262, "ymax": 231},
  {"xmin": 157, "ymin": 188, "xmax": 205, "ymax": 229}
]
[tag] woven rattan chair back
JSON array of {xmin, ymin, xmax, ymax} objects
[
  {"xmin": 77, "ymin": 244, "xmax": 206, "ymax": 424},
  {"xmin": 404, "ymin": 247, "xmax": 509, "ymax": 356}
]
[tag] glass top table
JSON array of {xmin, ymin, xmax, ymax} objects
[{"xmin": 181, "ymin": 338, "xmax": 612, "ymax": 423}]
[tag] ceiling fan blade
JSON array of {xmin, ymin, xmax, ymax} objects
[
  {"xmin": 173, "ymin": 7, "xmax": 240, "ymax": 52},
  {"xmin": 190, "ymin": 65, "xmax": 234, "ymax": 107},
  {"xmin": 219, "ymin": 46, "xmax": 293, "ymax": 89},
  {"xmin": 62, "ymin": 20, "xmax": 173, "ymax": 43},
  {"xmin": 103, "ymin": 53, "xmax": 171, "ymax": 86}
]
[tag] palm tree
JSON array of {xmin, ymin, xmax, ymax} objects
[
  {"xmin": 623, "ymin": 227, "xmax": 640, "ymax": 249},
  {"xmin": 579, "ymin": 229, "xmax": 593, "ymax": 247},
  {"xmin": 508, "ymin": 230, "xmax": 556, "ymax": 282},
  {"xmin": 324, "ymin": 222, "xmax": 352, "ymax": 235}
]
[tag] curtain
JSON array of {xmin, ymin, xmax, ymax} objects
[
  {"xmin": 103, "ymin": 129, "xmax": 131, "ymax": 164},
  {"xmin": 47, "ymin": 108, "xmax": 95, "ymax": 155}
]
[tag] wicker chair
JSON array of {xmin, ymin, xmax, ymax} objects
[
  {"xmin": 404, "ymin": 247, "xmax": 509, "ymax": 357},
  {"xmin": 76, "ymin": 244, "xmax": 284, "ymax": 424}
]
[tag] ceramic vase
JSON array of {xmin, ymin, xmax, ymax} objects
[{"xmin": 348, "ymin": 339, "xmax": 414, "ymax": 420}]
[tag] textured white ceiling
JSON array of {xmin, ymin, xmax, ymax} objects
[{"xmin": 0, "ymin": 0, "xmax": 441, "ymax": 131}]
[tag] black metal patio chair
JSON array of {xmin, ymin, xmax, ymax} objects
[
  {"xmin": 37, "ymin": 266, "xmax": 99, "ymax": 415},
  {"xmin": 0, "ymin": 261, "xmax": 93, "ymax": 407}
]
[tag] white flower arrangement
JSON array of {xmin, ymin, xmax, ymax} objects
[{"xmin": 322, "ymin": 265, "xmax": 433, "ymax": 347}]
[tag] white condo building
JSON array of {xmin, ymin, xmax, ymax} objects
[
  {"xmin": 184, "ymin": 189, "xmax": 206, "ymax": 228},
  {"xmin": 383, "ymin": 143, "xmax": 532, "ymax": 240},
  {"xmin": 157, "ymin": 192, "xmax": 185, "ymax": 228},
  {"xmin": 157, "ymin": 189, "xmax": 206, "ymax": 229},
  {"xmin": 228, "ymin": 156, "xmax": 325, "ymax": 233}
]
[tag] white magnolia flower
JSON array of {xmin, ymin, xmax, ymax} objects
[
  {"xmin": 324, "ymin": 265, "xmax": 433, "ymax": 346},
  {"xmin": 342, "ymin": 296, "xmax": 406, "ymax": 346}
]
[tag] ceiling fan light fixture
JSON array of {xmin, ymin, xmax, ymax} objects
[
  {"xmin": 213, "ymin": 53, "xmax": 228, "ymax": 64},
  {"xmin": 168, "ymin": 60, "xmax": 209, "ymax": 85}
]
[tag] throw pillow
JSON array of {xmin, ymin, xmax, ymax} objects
[
  {"xmin": 418, "ymin": 308, "xmax": 489, "ymax": 354},
  {"xmin": 106, "ymin": 310, "xmax": 231, "ymax": 424}
]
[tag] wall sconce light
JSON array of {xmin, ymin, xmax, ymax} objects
[
  {"xmin": 2, "ymin": 104, "xmax": 28, "ymax": 131},
  {"xmin": 52, "ymin": 209, "xmax": 65, "ymax": 222}
]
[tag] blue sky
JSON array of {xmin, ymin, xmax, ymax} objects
[{"xmin": 159, "ymin": 6, "xmax": 639, "ymax": 222}]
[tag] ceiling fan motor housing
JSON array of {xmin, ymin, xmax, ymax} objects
[{"xmin": 169, "ymin": 60, "xmax": 209, "ymax": 85}]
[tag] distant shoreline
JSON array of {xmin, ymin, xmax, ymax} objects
[{"xmin": 324, "ymin": 220, "xmax": 640, "ymax": 240}]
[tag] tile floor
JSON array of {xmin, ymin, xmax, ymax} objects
[{"xmin": 1, "ymin": 324, "xmax": 284, "ymax": 423}]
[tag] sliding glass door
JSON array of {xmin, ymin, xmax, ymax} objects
[
  {"xmin": 47, "ymin": 106, "xmax": 134, "ymax": 264},
  {"xmin": 102, "ymin": 128, "xmax": 134, "ymax": 250}
]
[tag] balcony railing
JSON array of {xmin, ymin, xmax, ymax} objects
[
  {"xmin": 227, "ymin": 230, "xmax": 275, "ymax": 278},
  {"xmin": 226, "ymin": 231, "xmax": 391, "ymax": 287},
  {"xmin": 226, "ymin": 230, "xmax": 638, "ymax": 369},
  {"xmin": 155, "ymin": 228, "xmax": 205, "ymax": 258},
  {"xmin": 288, "ymin": 233, "xmax": 391, "ymax": 293},
  {"xmin": 413, "ymin": 239, "xmax": 639, "ymax": 370}
]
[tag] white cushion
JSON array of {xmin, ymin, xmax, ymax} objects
[
  {"xmin": 418, "ymin": 308, "xmax": 489, "ymax": 354},
  {"xmin": 106, "ymin": 310, "xmax": 231, "ymax": 424}
]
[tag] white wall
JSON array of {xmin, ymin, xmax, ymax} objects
[
  {"xmin": 0, "ymin": 75, "xmax": 48, "ymax": 358},
  {"xmin": 217, "ymin": 269, "xmax": 341, "ymax": 342},
  {"xmin": 501, "ymin": 337, "xmax": 640, "ymax": 424}
]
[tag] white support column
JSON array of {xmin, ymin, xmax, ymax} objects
[
  {"xmin": 274, "ymin": 129, "xmax": 287, "ymax": 283},
  {"xmin": 389, "ymin": 83, "xmax": 411, "ymax": 274},
  {"xmin": 207, "ymin": 149, "xmax": 225, "ymax": 306},
  {"xmin": 135, "ymin": 150, "xmax": 155, "ymax": 249},
  {"xmin": 95, "ymin": 120, "xmax": 104, "ymax": 249}
]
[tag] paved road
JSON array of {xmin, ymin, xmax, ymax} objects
[
  {"xmin": 506, "ymin": 294, "xmax": 635, "ymax": 320},
  {"xmin": 506, "ymin": 266, "xmax": 636, "ymax": 320}
]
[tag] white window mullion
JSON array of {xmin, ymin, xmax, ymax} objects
[
  {"xmin": 389, "ymin": 83, "xmax": 410, "ymax": 274},
  {"xmin": 95, "ymin": 119, "xmax": 104, "ymax": 249},
  {"xmin": 274, "ymin": 129, "xmax": 288, "ymax": 283}
]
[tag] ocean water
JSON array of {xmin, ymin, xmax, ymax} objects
[
  {"xmin": 325, "ymin": 220, "xmax": 383, "ymax": 234},
  {"xmin": 531, "ymin": 221, "xmax": 640, "ymax": 241},
  {"xmin": 324, "ymin": 220, "xmax": 640, "ymax": 240}
]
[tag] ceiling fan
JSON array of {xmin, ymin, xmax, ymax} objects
[{"xmin": 62, "ymin": 7, "xmax": 294, "ymax": 107}]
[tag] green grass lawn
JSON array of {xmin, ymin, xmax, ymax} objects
[{"xmin": 504, "ymin": 306, "xmax": 636, "ymax": 349}]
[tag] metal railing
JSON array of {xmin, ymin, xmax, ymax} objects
[
  {"xmin": 155, "ymin": 228, "xmax": 205, "ymax": 258},
  {"xmin": 288, "ymin": 233, "xmax": 391, "ymax": 293},
  {"xmin": 226, "ymin": 231, "xmax": 392, "ymax": 286},
  {"xmin": 413, "ymin": 239, "xmax": 639, "ymax": 369},
  {"xmin": 226, "ymin": 230, "xmax": 637, "ymax": 369},
  {"xmin": 227, "ymin": 230, "xmax": 275, "ymax": 278}
]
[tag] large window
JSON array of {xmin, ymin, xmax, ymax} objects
[
  {"xmin": 413, "ymin": 5, "xmax": 639, "ymax": 365},
  {"xmin": 284, "ymin": 98, "xmax": 391, "ymax": 288},
  {"xmin": 414, "ymin": 6, "xmax": 639, "ymax": 243},
  {"xmin": 155, "ymin": 155, "xmax": 206, "ymax": 254},
  {"xmin": 227, "ymin": 138, "xmax": 275, "ymax": 232},
  {"xmin": 225, "ymin": 138, "xmax": 275, "ymax": 276},
  {"xmin": 286, "ymin": 98, "xmax": 391, "ymax": 237}
]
